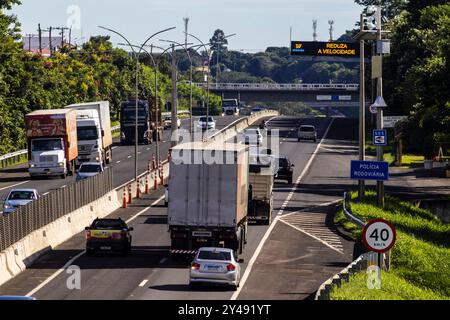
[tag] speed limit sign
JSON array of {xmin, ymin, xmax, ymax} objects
[{"xmin": 362, "ymin": 218, "xmax": 396, "ymax": 253}]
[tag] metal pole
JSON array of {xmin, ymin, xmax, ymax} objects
[
  {"xmin": 358, "ymin": 14, "xmax": 366, "ymax": 200},
  {"xmin": 135, "ymin": 54, "xmax": 139, "ymax": 182},
  {"xmin": 171, "ymin": 44, "xmax": 179, "ymax": 147},
  {"xmin": 376, "ymin": 5, "xmax": 385, "ymax": 207}
]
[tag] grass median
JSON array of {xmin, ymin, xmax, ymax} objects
[{"xmin": 332, "ymin": 191, "xmax": 450, "ymax": 300}]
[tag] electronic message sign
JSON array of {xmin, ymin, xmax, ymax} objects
[{"xmin": 290, "ymin": 41, "xmax": 359, "ymax": 57}]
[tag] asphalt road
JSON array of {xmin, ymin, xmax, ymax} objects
[
  {"xmin": 0, "ymin": 115, "xmax": 243, "ymax": 202},
  {"xmin": 0, "ymin": 115, "xmax": 360, "ymax": 300}
]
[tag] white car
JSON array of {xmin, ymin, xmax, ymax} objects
[
  {"xmin": 76, "ymin": 162, "xmax": 104, "ymax": 181},
  {"xmin": 197, "ymin": 116, "xmax": 216, "ymax": 131},
  {"xmin": 298, "ymin": 125, "xmax": 317, "ymax": 142},
  {"xmin": 163, "ymin": 116, "xmax": 181, "ymax": 129},
  {"xmin": 3, "ymin": 188, "xmax": 40, "ymax": 215},
  {"xmin": 189, "ymin": 247, "xmax": 244, "ymax": 290},
  {"xmin": 243, "ymin": 128, "xmax": 263, "ymax": 145}
]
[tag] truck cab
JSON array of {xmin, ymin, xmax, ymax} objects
[
  {"xmin": 120, "ymin": 100, "xmax": 151, "ymax": 145},
  {"xmin": 75, "ymin": 111, "xmax": 103, "ymax": 166},
  {"xmin": 222, "ymin": 99, "xmax": 240, "ymax": 116},
  {"xmin": 28, "ymin": 138, "xmax": 67, "ymax": 177}
]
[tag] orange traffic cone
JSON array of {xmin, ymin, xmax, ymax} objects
[
  {"xmin": 136, "ymin": 179, "xmax": 141, "ymax": 199},
  {"xmin": 122, "ymin": 187, "xmax": 127, "ymax": 208},
  {"xmin": 128, "ymin": 184, "xmax": 132, "ymax": 203},
  {"xmin": 145, "ymin": 174, "xmax": 149, "ymax": 194},
  {"xmin": 160, "ymin": 164, "xmax": 164, "ymax": 185}
]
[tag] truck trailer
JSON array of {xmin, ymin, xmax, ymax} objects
[
  {"xmin": 168, "ymin": 142, "xmax": 249, "ymax": 256},
  {"xmin": 26, "ymin": 109, "xmax": 78, "ymax": 179},
  {"xmin": 65, "ymin": 101, "xmax": 113, "ymax": 166},
  {"xmin": 248, "ymin": 153, "xmax": 276, "ymax": 225}
]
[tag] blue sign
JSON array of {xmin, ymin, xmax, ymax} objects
[
  {"xmin": 351, "ymin": 160, "xmax": 389, "ymax": 181},
  {"xmin": 373, "ymin": 129, "xmax": 387, "ymax": 146}
]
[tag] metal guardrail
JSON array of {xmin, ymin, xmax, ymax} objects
[
  {"xmin": 343, "ymin": 192, "xmax": 366, "ymax": 228},
  {"xmin": 0, "ymin": 169, "xmax": 114, "ymax": 252},
  {"xmin": 0, "ymin": 125, "xmax": 121, "ymax": 169},
  {"xmin": 193, "ymin": 82, "xmax": 359, "ymax": 91}
]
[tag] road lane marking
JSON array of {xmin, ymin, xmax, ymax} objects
[
  {"xmin": 277, "ymin": 118, "xmax": 334, "ymax": 216},
  {"xmin": 26, "ymin": 195, "xmax": 164, "ymax": 297},
  {"xmin": 159, "ymin": 257, "xmax": 167, "ymax": 264},
  {"xmin": 231, "ymin": 118, "xmax": 335, "ymax": 300},
  {"xmin": 138, "ymin": 280, "xmax": 148, "ymax": 287},
  {"xmin": 0, "ymin": 180, "xmax": 31, "ymax": 191},
  {"xmin": 116, "ymin": 161, "xmax": 121, "ymax": 164},
  {"xmin": 127, "ymin": 155, "xmax": 132, "ymax": 159},
  {"xmin": 112, "ymin": 146, "xmax": 118, "ymax": 150}
]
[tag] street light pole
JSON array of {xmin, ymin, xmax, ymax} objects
[
  {"xmin": 358, "ymin": 14, "xmax": 366, "ymax": 200},
  {"xmin": 98, "ymin": 25, "xmax": 175, "ymax": 183}
]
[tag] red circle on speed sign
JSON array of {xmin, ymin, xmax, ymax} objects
[{"xmin": 362, "ymin": 218, "xmax": 396, "ymax": 253}]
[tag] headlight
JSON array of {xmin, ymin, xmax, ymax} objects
[
  {"xmin": 29, "ymin": 163, "xmax": 35, "ymax": 168},
  {"xmin": 95, "ymin": 157, "xmax": 100, "ymax": 161},
  {"xmin": 4, "ymin": 203, "xmax": 11, "ymax": 209},
  {"xmin": 58, "ymin": 162, "xmax": 64, "ymax": 167}
]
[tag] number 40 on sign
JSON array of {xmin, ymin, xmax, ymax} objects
[{"xmin": 362, "ymin": 218, "xmax": 396, "ymax": 253}]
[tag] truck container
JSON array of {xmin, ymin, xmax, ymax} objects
[
  {"xmin": 26, "ymin": 109, "xmax": 78, "ymax": 179},
  {"xmin": 168, "ymin": 142, "xmax": 249, "ymax": 256},
  {"xmin": 65, "ymin": 101, "xmax": 112, "ymax": 166},
  {"xmin": 248, "ymin": 153, "xmax": 276, "ymax": 225}
]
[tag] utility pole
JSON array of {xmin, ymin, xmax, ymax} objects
[
  {"xmin": 183, "ymin": 17, "xmax": 189, "ymax": 47},
  {"xmin": 328, "ymin": 20, "xmax": 334, "ymax": 41},
  {"xmin": 49, "ymin": 27, "xmax": 53, "ymax": 56},
  {"xmin": 38, "ymin": 24, "xmax": 42, "ymax": 54},
  {"xmin": 312, "ymin": 20, "xmax": 317, "ymax": 41},
  {"xmin": 54, "ymin": 27, "xmax": 69, "ymax": 49},
  {"xmin": 375, "ymin": 5, "xmax": 385, "ymax": 207},
  {"xmin": 171, "ymin": 44, "xmax": 179, "ymax": 147},
  {"xmin": 358, "ymin": 14, "xmax": 366, "ymax": 200}
]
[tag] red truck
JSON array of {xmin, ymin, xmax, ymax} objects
[{"xmin": 25, "ymin": 109, "xmax": 78, "ymax": 179}]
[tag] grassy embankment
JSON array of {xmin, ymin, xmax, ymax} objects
[{"xmin": 331, "ymin": 191, "xmax": 450, "ymax": 300}]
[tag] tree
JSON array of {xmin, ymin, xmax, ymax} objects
[{"xmin": 209, "ymin": 29, "xmax": 228, "ymax": 53}]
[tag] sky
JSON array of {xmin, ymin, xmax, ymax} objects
[{"xmin": 11, "ymin": 0, "xmax": 362, "ymax": 53}]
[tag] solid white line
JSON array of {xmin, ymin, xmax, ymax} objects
[
  {"xmin": 112, "ymin": 146, "xmax": 118, "ymax": 150},
  {"xmin": 26, "ymin": 195, "xmax": 164, "ymax": 297},
  {"xmin": 277, "ymin": 118, "xmax": 334, "ymax": 216},
  {"xmin": 138, "ymin": 279, "xmax": 148, "ymax": 287},
  {"xmin": 0, "ymin": 180, "xmax": 30, "ymax": 191},
  {"xmin": 159, "ymin": 257, "xmax": 167, "ymax": 264},
  {"xmin": 279, "ymin": 220, "xmax": 344, "ymax": 254},
  {"xmin": 127, "ymin": 155, "xmax": 132, "ymax": 159},
  {"xmin": 116, "ymin": 161, "xmax": 121, "ymax": 164},
  {"xmin": 230, "ymin": 215, "xmax": 280, "ymax": 301}
]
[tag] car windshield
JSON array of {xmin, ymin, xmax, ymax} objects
[
  {"xmin": 198, "ymin": 250, "xmax": 231, "ymax": 261},
  {"xmin": 91, "ymin": 219, "xmax": 126, "ymax": 230},
  {"xmin": 199, "ymin": 117, "xmax": 214, "ymax": 123},
  {"xmin": 278, "ymin": 158, "xmax": 288, "ymax": 167},
  {"xmin": 9, "ymin": 191, "xmax": 35, "ymax": 200},
  {"xmin": 31, "ymin": 139, "xmax": 63, "ymax": 151},
  {"xmin": 77, "ymin": 126, "xmax": 98, "ymax": 141},
  {"xmin": 300, "ymin": 126, "xmax": 315, "ymax": 132},
  {"xmin": 79, "ymin": 164, "xmax": 102, "ymax": 173}
]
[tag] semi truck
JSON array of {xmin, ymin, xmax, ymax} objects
[
  {"xmin": 120, "ymin": 99, "xmax": 162, "ymax": 145},
  {"xmin": 65, "ymin": 101, "xmax": 113, "ymax": 166},
  {"xmin": 168, "ymin": 142, "xmax": 249, "ymax": 256},
  {"xmin": 247, "ymin": 153, "xmax": 276, "ymax": 225},
  {"xmin": 222, "ymin": 99, "xmax": 240, "ymax": 116},
  {"xmin": 25, "ymin": 109, "xmax": 78, "ymax": 179}
]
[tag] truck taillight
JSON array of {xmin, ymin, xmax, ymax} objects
[
  {"xmin": 227, "ymin": 264, "xmax": 236, "ymax": 272},
  {"xmin": 85, "ymin": 230, "xmax": 91, "ymax": 240},
  {"xmin": 191, "ymin": 262, "xmax": 200, "ymax": 270}
]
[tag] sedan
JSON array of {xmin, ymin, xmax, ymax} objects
[
  {"xmin": 298, "ymin": 125, "xmax": 317, "ymax": 142},
  {"xmin": 76, "ymin": 162, "xmax": 104, "ymax": 182},
  {"xmin": 189, "ymin": 247, "xmax": 244, "ymax": 290},
  {"xmin": 197, "ymin": 116, "xmax": 216, "ymax": 131},
  {"xmin": 3, "ymin": 188, "xmax": 39, "ymax": 215}
]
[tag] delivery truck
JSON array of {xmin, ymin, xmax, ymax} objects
[
  {"xmin": 248, "ymin": 153, "xmax": 276, "ymax": 225},
  {"xmin": 26, "ymin": 109, "xmax": 78, "ymax": 179},
  {"xmin": 65, "ymin": 101, "xmax": 113, "ymax": 166},
  {"xmin": 168, "ymin": 142, "xmax": 249, "ymax": 256}
]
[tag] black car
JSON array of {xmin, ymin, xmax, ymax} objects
[
  {"xmin": 275, "ymin": 157, "xmax": 294, "ymax": 184},
  {"xmin": 85, "ymin": 218, "xmax": 133, "ymax": 256}
]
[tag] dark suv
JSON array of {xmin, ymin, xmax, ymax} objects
[{"xmin": 275, "ymin": 157, "xmax": 294, "ymax": 184}]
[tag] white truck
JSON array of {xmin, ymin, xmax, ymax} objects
[
  {"xmin": 168, "ymin": 142, "xmax": 249, "ymax": 256},
  {"xmin": 222, "ymin": 99, "xmax": 240, "ymax": 116},
  {"xmin": 65, "ymin": 101, "xmax": 112, "ymax": 166},
  {"xmin": 248, "ymin": 153, "xmax": 276, "ymax": 225}
]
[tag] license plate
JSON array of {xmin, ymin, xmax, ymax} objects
[
  {"xmin": 100, "ymin": 246, "xmax": 111, "ymax": 250},
  {"xmin": 205, "ymin": 265, "xmax": 221, "ymax": 271}
]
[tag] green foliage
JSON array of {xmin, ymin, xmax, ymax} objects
[{"xmin": 333, "ymin": 191, "xmax": 450, "ymax": 299}]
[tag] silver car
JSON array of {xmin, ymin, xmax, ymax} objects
[
  {"xmin": 76, "ymin": 162, "xmax": 104, "ymax": 182},
  {"xmin": 3, "ymin": 188, "xmax": 39, "ymax": 215},
  {"xmin": 189, "ymin": 247, "xmax": 244, "ymax": 290},
  {"xmin": 298, "ymin": 125, "xmax": 317, "ymax": 142}
]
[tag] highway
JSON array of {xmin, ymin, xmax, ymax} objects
[
  {"xmin": 0, "ymin": 115, "xmax": 244, "ymax": 202},
  {"xmin": 0, "ymin": 115, "xmax": 360, "ymax": 300}
]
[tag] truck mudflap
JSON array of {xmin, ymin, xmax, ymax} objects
[{"xmin": 170, "ymin": 249, "xmax": 197, "ymax": 255}]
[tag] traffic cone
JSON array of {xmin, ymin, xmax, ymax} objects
[
  {"xmin": 145, "ymin": 174, "xmax": 149, "ymax": 194},
  {"xmin": 152, "ymin": 155, "xmax": 157, "ymax": 171},
  {"xmin": 122, "ymin": 187, "xmax": 127, "ymax": 208},
  {"xmin": 153, "ymin": 172, "xmax": 158, "ymax": 190},
  {"xmin": 167, "ymin": 150, "xmax": 171, "ymax": 162},
  {"xmin": 148, "ymin": 160, "xmax": 151, "ymax": 173},
  {"xmin": 160, "ymin": 164, "xmax": 164, "ymax": 185},
  {"xmin": 128, "ymin": 184, "xmax": 132, "ymax": 203},
  {"xmin": 136, "ymin": 179, "xmax": 141, "ymax": 198}
]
